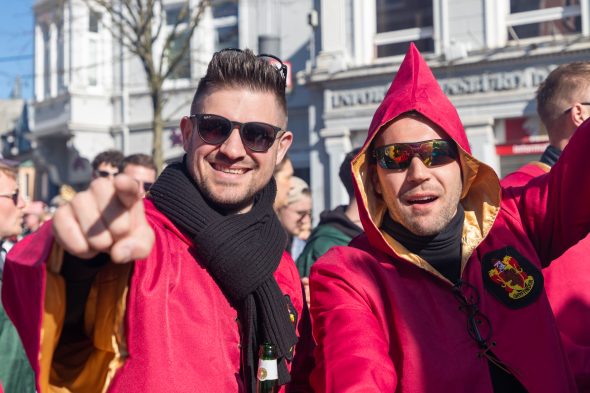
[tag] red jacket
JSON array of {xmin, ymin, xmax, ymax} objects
[
  {"xmin": 503, "ymin": 158, "xmax": 590, "ymax": 389},
  {"xmin": 502, "ymin": 161, "xmax": 549, "ymax": 188},
  {"xmin": 2, "ymin": 199, "xmax": 311, "ymax": 393},
  {"xmin": 309, "ymin": 43, "xmax": 587, "ymax": 392}
]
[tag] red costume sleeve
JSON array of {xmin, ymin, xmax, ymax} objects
[
  {"xmin": 309, "ymin": 247, "xmax": 397, "ymax": 392},
  {"xmin": 512, "ymin": 119, "xmax": 590, "ymax": 265}
]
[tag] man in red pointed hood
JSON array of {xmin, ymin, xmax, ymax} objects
[{"xmin": 309, "ymin": 43, "xmax": 590, "ymax": 392}]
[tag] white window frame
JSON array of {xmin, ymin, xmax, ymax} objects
[
  {"xmin": 371, "ymin": 0, "xmax": 443, "ymax": 63},
  {"xmin": 211, "ymin": 0, "xmax": 239, "ymax": 52},
  {"xmin": 486, "ymin": 0, "xmax": 590, "ymax": 48},
  {"xmin": 87, "ymin": 9, "xmax": 102, "ymax": 88},
  {"xmin": 164, "ymin": 2, "xmax": 192, "ymax": 81}
]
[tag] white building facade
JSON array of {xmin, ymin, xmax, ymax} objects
[
  {"xmin": 303, "ymin": 0, "xmax": 590, "ymax": 219},
  {"xmin": 31, "ymin": 0, "xmax": 314, "ymax": 198}
]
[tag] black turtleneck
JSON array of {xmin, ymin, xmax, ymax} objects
[
  {"xmin": 539, "ymin": 145, "xmax": 561, "ymax": 167},
  {"xmin": 381, "ymin": 204, "xmax": 465, "ymax": 283},
  {"xmin": 381, "ymin": 204, "xmax": 527, "ymax": 392}
]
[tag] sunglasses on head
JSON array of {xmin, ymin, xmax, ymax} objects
[
  {"xmin": 373, "ymin": 139, "xmax": 458, "ymax": 170},
  {"xmin": 189, "ymin": 113, "xmax": 283, "ymax": 153},
  {"xmin": 0, "ymin": 189, "xmax": 19, "ymax": 205},
  {"xmin": 217, "ymin": 48, "xmax": 288, "ymax": 80}
]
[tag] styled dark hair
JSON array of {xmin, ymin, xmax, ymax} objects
[
  {"xmin": 191, "ymin": 49, "xmax": 287, "ymax": 116},
  {"xmin": 536, "ymin": 62, "xmax": 590, "ymax": 129},
  {"xmin": 119, "ymin": 153, "xmax": 157, "ymax": 172},
  {"xmin": 339, "ymin": 148, "xmax": 361, "ymax": 198},
  {"xmin": 91, "ymin": 149, "xmax": 124, "ymax": 171}
]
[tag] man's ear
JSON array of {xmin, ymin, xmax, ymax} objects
[
  {"xmin": 180, "ymin": 116, "xmax": 193, "ymax": 153},
  {"xmin": 570, "ymin": 102, "xmax": 588, "ymax": 127},
  {"xmin": 371, "ymin": 165, "xmax": 383, "ymax": 196},
  {"xmin": 276, "ymin": 131, "xmax": 293, "ymax": 165}
]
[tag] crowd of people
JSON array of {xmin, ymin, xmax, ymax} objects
[{"xmin": 0, "ymin": 45, "xmax": 589, "ymax": 393}]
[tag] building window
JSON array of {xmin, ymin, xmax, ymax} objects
[
  {"xmin": 375, "ymin": 0, "xmax": 434, "ymax": 58},
  {"xmin": 43, "ymin": 25, "xmax": 50, "ymax": 97},
  {"xmin": 89, "ymin": 10, "xmax": 101, "ymax": 33},
  {"xmin": 57, "ymin": 22, "xmax": 64, "ymax": 92},
  {"xmin": 88, "ymin": 37, "xmax": 98, "ymax": 86},
  {"xmin": 165, "ymin": 4, "xmax": 191, "ymax": 79},
  {"xmin": 213, "ymin": 0, "xmax": 239, "ymax": 51},
  {"xmin": 88, "ymin": 11, "xmax": 101, "ymax": 86},
  {"xmin": 507, "ymin": 0, "xmax": 582, "ymax": 41}
]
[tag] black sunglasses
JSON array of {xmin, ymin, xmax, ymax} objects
[
  {"xmin": 190, "ymin": 113, "xmax": 283, "ymax": 153},
  {"xmin": 563, "ymin": 102, "xmax": 590, "ymax": 114},
  {"xmin": 373, "ymin": 139, "xmax": 458, "ymax": 170},
  {"xmin": 0, "ymin": 189, "xmax": 19, "ymax": 205},
  {"xmin": 217, "ymin": 48, "xmax": 288, "ymax": 79},
  {"xmin": 95, "ymin": 169, "xmax": 119, "ymax": 178}
]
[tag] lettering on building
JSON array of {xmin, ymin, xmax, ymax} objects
[
  {"xmin": 331, "ymin": 86, "xmax": 388, "ymax": 109},
  {"xmin": 329, "ymin": 66, "xmax": 557, "ymax": 110},
  {"xmin": 439, "ymin": 66, "xmax": 556, "ymax": 96}
]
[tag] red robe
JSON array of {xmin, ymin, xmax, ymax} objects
[
  {"xmin": 2, "ymin": 199, "xmax": 312, "ymax": 392},
  {"xmin": 309, "ymin": 43, "xmax": 589, "ymax": 392},
  {"xmin": 503, "ymin": 159, "xmax": 590, "ymax": 389}
]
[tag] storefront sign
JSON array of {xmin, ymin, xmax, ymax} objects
[
  {"xmin": 329, "ymin": 65, "xmax": 556, "ymax": 110},
  {"xmin": 440, "ymin": 67, "xmax": 555, "ymax": 96},
  {"xmin": 331, "ymin": 86, "xmax": 388, "ymax": 109},
  {"xmin": 496, "ymin": 142, "xmax": 548, "ymax": 156}
]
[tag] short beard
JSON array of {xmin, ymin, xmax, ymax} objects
[{"xmin": 198, "ymin": 178, "xmax": 258, "ymax": 215}]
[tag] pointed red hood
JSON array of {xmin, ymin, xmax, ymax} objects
[
  {"xmin": 367, "ymin": 43, "xmax": 471, "ymax": 153},
  {"xmin": 351, "ymin": 43, "xmax": 500, "ymax": 265}
]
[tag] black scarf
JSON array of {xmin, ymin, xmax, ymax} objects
[
  {"xmin": 148, "ymin": 160, "xmax": 297, "ymax": 391},
  {"xmin": 381, "ymin": 205, "xmax": 465, "ymax": 283}
]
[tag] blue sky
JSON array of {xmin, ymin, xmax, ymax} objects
[{"xmin": 0, "ymin": 0, "xmax": 34, "ymax": 100}]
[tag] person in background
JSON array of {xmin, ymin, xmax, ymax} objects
[
  {"xmin": 296, "ymin": 148, "xmax": 363, "ymax": 278},
  {"xmin": 309, "ymin": 43, "xmax": 588, "ymax": 392},
  {"xmin": 48, "ymin": 184, "xmax": 77, "ymax": 212},
  {"xmin": 0, "ymin": 160, "xmax": 35, "ymax": 393},
  {"xmin": 119, "ymin": 154, "xmax": 157, "ymax": 197},
  {"xmin": 22, "ymin": 201, "xmax": 48, "ymax": 236},
  {"xmin": 296, "ymin": 148, "xmax": 363, "ymax": 307},
  {"xmin": 277, "ymin": 177, "xmax": 312, "ymax": 260},
  {"xmin": 502, "ymin": 61, "xmax": 590, "ymax": 389},
  {"xmin": 503, "ymin": 62, "xmax": 590, "ymax": 185},
  {"xmin": 91, "ymin": 149, "xmax": 124, "ymax": 180},
  {"xmin": 273, "ymin": 155, "xmax": 294, "ymax": 212}
]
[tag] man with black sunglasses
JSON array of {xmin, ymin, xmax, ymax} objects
[
  {"xmin": 119, "ymin": 153, "xmax": 157, "ymax": 197},
  {"xmin": 0, "ymin": 159, "xmax": 35, "ymax": 393},
  {"xmin": 91, "ymin": 149, "xmax": 124, "ymax": 180},
  {"xmin": 309, "ymin": 44, "xmax": 590, "ymax": 392},
  {"xmin": 3, "ymin": 49, "xmax": 312, "ymax": 392}
]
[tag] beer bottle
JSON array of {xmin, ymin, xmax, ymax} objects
[{"xmin": 256, "ymin": 342, "xmax": 279, "ymax": 393}]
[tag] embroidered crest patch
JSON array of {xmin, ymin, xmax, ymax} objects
[{"xmin": 481, "ymin": 247, "xmax": 543, "ymax": 309}]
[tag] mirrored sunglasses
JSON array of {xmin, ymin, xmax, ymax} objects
[
  {"xmin": 190, "ymin": 113, "xmax": 282, "ymax": 153},
  {"xmin": 373, "ymin": 139, "xmax": 457, "ymax": 170},
  {"xmin": 0, "ymin": 189, "xmax": 19, "ymax": 205}
]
